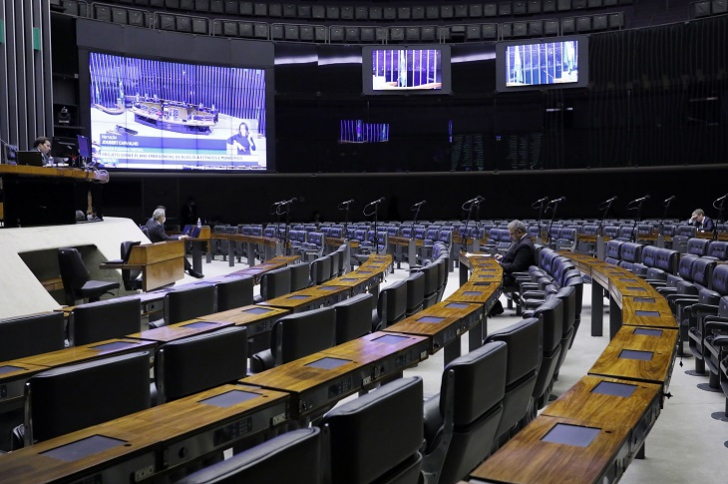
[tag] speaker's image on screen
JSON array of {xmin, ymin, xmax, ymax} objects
[
  {"xmin": 370, "ymin": 49, "xmax": 443, "ymax": 91},
  {"xmin": 89, "ymin": 52, "xmax": 267, "ymax": 170},
  {"xmin": 505, "ymin": 40, "xmax": 579, "ymax": 87}
]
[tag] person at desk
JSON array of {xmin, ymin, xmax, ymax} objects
[
  {"xmin": 688, "ymin": 208, "xmax": 714, "ymax": 232},
  {"xmin": 490, "ymin": 220, "xmax": 536, "ymax": 316},
  {"xmin": 32, "ymin": 137, "xmax": 52, "ymax": 166},
  {"xmin": 145, "ymin": 207, "xmax": 204, "ymax": 278},
  {"xmin": 226, "ymin": 122, "xmax": 256, "ymax": 155}
]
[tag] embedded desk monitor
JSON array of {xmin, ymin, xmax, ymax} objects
[
  {"xmin": 496, "ymin": 36, "xmax": 589, "ymax": 92},
  {"xmin": 77, "ymin": 134, "xmax": 92, "ymax": 158},
  {"xmin": 362, "ymin": 45, "xmax": 451, "ymax": 95}
]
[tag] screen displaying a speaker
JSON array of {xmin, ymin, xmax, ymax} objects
[
  {"xmin": 88, "ymin": 52, "xmax": 268, "ymax": 170},
  {"xmin": 496, "ymin": 36, "xmax": 589, "ymax": 92},
  {"xmin": 362, "ymin": 46, "xmax": 451, "ymax": 95}
]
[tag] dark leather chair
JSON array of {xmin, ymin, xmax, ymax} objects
[
  {"xmin": 310, "ymin": 256, "xmax": 332, "ymax": 285},
  {"xmin": 165, "ymin": 284, "xmax": 217, "ymax": 325},
  {"xmin": 154, "ymin": 326, "xmax": 248, "ymax": 404},
  {"xmin": 523, "ymin": 298, "xmax": 564, "ymax": 412},
  {"xmin": 254, "ymin": 266, "xmax": 292, "ymax": 303},
  {"xmin": 13, "ymin": 351, "xmax": 150, "ymax": 448},
  {"xmin": 321, "ymin": 377, "xmax": 424, "ymax": 484},
  {"xmin": 687, "ymin": 292, "xmax": 728, "ymax": 376},
  {"xmin": 552, "ymin": 286, "xmax": 577, "ymax": 377},
  {"xmin": 405, "ymin": 271, "xmax": 425, "ymax": 316},
  {"xmin": 422, "ymin": 342, "xmax": 507, "ymax": 484},
  {"xmin": 69, "ymin": 297, "xmax": 142, "ymax": 346},
  {"xmin": 0, "ymin": 312, "xmax": 65, "ymax": 361},
  {"xmin": 484, "ymin": 317, "xmax": 542, "ymax": 445},
  {"xmin": 250, "ymin": 306, "xmax": 337, "ymax": 373},
  {"xmin": 686, "ymin": 237, "xmax": 710, "ymax": 256},
  {"xmin": 329, "ymin": 250, "xmax": 342, "ymax": 278},
  {"xmin": 176, "ymin": 428, "xmax": 322, "ymax": 484},
  {"xmin": 289, "ymin": 263, "xmax": 311, "ymax": 291},
  {"xmin": 119, "ymin": 241, "xmax": 142, "ymax": 290},
  {"xmin": 332, "ymin": 292, "xmax": 374, "ymax": 344},
  {"xmin": 372, "ymin": 278, "xmax": 408, "ymax": 332},
  {"xmin": 419, "ymin": 263, "xmax": 439, "ymax": 309},
  {"xmin": 214, "ymin": 276, "xmax": 254, "ymax": 311},
  {"xmin": 58, "ymin": 247, "xmax": 120, "ymax": 306},
  {"xmin": 436, "ymin": 256, "xmax": 449, "ymax": 303}
]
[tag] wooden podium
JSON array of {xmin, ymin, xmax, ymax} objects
[{"xmin": 102, "ymin": 240, "xmax": 185, "ymax": 291}]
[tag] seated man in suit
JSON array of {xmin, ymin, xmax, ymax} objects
[
  {"xmin": 32, "ymin": 137, "xmax": 52, "ymax": 166},
  {"xmin": 145, "ymin": 207, "xmax": 203, "ymax": 278},
  {"xmin": 490, "ymin": 219, "xmax": 535, "ymax": 316},
  {"xmin": 688, "ymin": 208, "xmax": 714, "ymax": 232}
]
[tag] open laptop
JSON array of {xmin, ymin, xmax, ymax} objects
[
  {"xmin": 182, "ymin": 225, "xmax": 202, "ymax": 238},
  {"xmin": 105, "ymin": 241, "xmax": 142, "ymax": 265},
  {"xmin": 16, "ymin": 151, "xmax": 45, "ymax": 167}
]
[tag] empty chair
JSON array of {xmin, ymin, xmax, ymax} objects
[
  {"xmin": 688, "ymin": 291, "xmax": 728, "ymax": 376},
  {"xmin": 435, "ymin": 256, "xmax": 449, "ymax": 303},
  {"xmin": 164, "ymin": 284, "xmax": 217, "ymax": 325},
  {"xmin": 154, "ymin": 326, "xmax": 248, "ymax": 404},
  {"xmin": 176, "ymin": 428, "xmax": 322, "ymax": 484},
  {"xmin": 618, "ymin": 242, "xmax": 642, "ymax": 272},
  {"xmin": 289, "ymin": 263, "xmax": 311, "ymax": 291},
  {"xmin": 604, "ymin": 240, "xmax": 624, "ymax": 265},
  {"xmin": 708, "ymin": 241, "xmax": 728, "ymax": 260},
  {"xmin": 0, "ymin": 312, "xmax": 65, "ymax": 361},
  {"xmin": 422, "ymin": 342, "xmax": 507, "ymax": 484},
  {"xmin": 336, "ymin": 243, "xmax": 350, "ymax": 275},
  {"xmin": 250, "ymin": 306, "xmax": 337, "ymax": 373},
  {"xmin": 329, "ymin": 250, "xmax": 342, "ymax": 279},
  {"xmin": 58, "ymin": 247, "xmax": 120, "ymax": 306},
  {"xmin": 632, "ymin": 244, "xmax": 659, "ymax": 277},
  {"xmin": 254, "ymin": 266, "xmax": 291, "ymax": 303},
  {"xmin": 332, "ymin": 292, "xmax": 374, "ymax": 344},
  {"xmin": 484, "ymin": 317, "xmax": 542, "ymax": 444},
  {"xmin": 119, "ymin": 241, "xmax": 142, "ymax": 290},
  {"xmin": 214, "ymin": 275, "xmax": 254, "ymax": 311},
  {"xmin": 321, "ymin": 377, "xmax": 424, "ymax": 484},
  {"xmin": 310, "ymin": 256, "xmax": 332, "ymax": 285},
  {"xmin": 372, "ymin": 278, "xmax": 408, "ymax": 332},
  {"xmin": 13, "ymin": 351, "xmax": 150, "ymax": 448},
  {"xmin": 405, "ymin": 271, "xmax": 425, "ymax": 316},
  {"xmin": 418, "ymin": 263, "xmax": 439, "ymax": 309},
  {"xmin": 686, "ymin": 237, "xmax": 710, "ymax": 256},
  {"xmin": 70, "ymin": 297, "xmax": 141, "ymax": 346},
  {"xmin": 523, "ymin": 298, "xmax": 564, "ymax": 412}
]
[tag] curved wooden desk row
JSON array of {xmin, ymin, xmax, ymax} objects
[
  {"xmin": 209, "ymin": 232, "xmax": 284, "ymax": 268},
  {"xmin": 0, "ymin": 254, "xmax": 496, "ymax": 483},
  {"xmin": 467, "ymin": 252, "xmax": 678, "ymax": 484}
]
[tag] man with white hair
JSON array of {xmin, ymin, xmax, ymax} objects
[
  {"xmin": 490, "ymin": 219, "xmax": 535, "ymax": 316},
  {"xmin": 688, "ymin": 208, "xmax": 714, "ymax": 232},
  {"xmin": 145, "ymin": 207, "xmax": 203, "ymax": 278}
]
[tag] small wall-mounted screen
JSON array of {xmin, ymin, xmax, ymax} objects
[{"xmin": 363, "ymin": 46, "xmax": 451, "ymax": 95}]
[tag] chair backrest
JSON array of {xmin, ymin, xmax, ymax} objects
[
  {"xmin": 0, "ymin": 312, "xmax": 65, "ymax": 361},
  {"xmin": 654, "ymin": 248, "xmax": 679, "ymax": 274},
  {"xmin": 272, "ymin": 306, "xmax": 337, "ymax": 365},
  {"xmin": 289, "ymin": 263, "xmax": 311, "ymax": 291},
  {"xmin": 677, "ymin": 253, "xmax": 700, "ymax": 281},
  {"xmin": 619, "ymin": 242, "xmax": 642, "ymax": 263},
  {"xmin": 332, "ymin": 293, "xmax": 374, "ymax": 344},
  {"xmin": 310, "ymin": 256, "xmax": 332, "ymax": 285},
  {"xmin": 58, "ymin": 247, "xmax": 90, "ymax": 305},
  {"xmin": 155, "ymin": 326, "xmax": 248, "ymax": 404},
  {"xmin": 484, "ymin": 317, "xmax": 542, "ymax": 439},
  {"xmin": 176, "ymin": 428, "xmax": 322, "ymax": 484},
  {"xmin": 165, "ymin": 284, "xmax": 217, "ymax": 325},
  {"xmin": 708, "ymin": 241, "xmax": 728, "ymax": 260},
  {"xmin": 529, "ymin": 298, "xmax": 564, "ymax": 406},
  {"xmin": 321, "ymin": 377, "xmax": 424, "ymax": 484},
  {"xmin": 434, "ymin": 341, "xmax": 506, "ymax": 483},
  {"xmin": 25, "ymin": 351, "xmax": 150, "ymax": 445},
  {"xmin": 214, "ymin": 276, "xmax": 254, "ymax": 311},
  {"xmin": 711, "ymin": 264, "xmax": 728, "ymax": 297},
  {"xmin": 120, "ymin": 241, "xmax": 142, "ymax": 289},
  {"xmin": 422, "ymin": 263, "xmax": 439, "ymax": 299},
  {"xmin": 329, "ymin": 250, "xmax": 342, "ymax": 278},
  {"xmin": 686, "ymin": 237, "xmax": 710, "ymax": 256},
  {"xmin": 405, "ymin": 271, "xmax": 425, "ymax": 315},
  {"xmin": 640, "ymin": 244, "xmax": 658, "ymax": 267},
  {"xmin": 70, "ymin": 298, "xmax": 142, "ymax": 346},
  {"xmin": 260, "ymin": 267, "xmax": 292, "ymax": 301},
  {"xmin": 605, "ymin": 240, "xmax": 624, "ymax": 260},
  {"xmin": 378, "ymin": 279, "xmax": 408, "ymax": 327}
]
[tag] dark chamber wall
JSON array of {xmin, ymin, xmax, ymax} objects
[{"xmin": 53, "ymin": 17, "xmax": 728, "ymax": 224}]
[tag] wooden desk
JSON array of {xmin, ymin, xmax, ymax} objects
[
  {"xmin": 215, "ymin": 255, "xmax": 300, "ymax": 284},
  {"xmin": 259, "ymin": 284, "xmax": 350, "ymax": 312},
  {"xmin": 622, "ymin": 296, "xmax": 677, "ymax": 329},
  {"xmin": 324, "ymin": 237, "xmax": 359, "ymax": 250},
  {"xmin": 210, "ymin": 233, "xmax": 281, "ymax": 267},
  {"xmin": 469, "ymin": 415, "xmax": 631, "ymax": 484},
  {"xmin": 126, "ymin": 319, "xmax": 234, "ymax": 343},
  {"xmin": 187, "ymin": 225, "xmax": 211, "ymax": 274},
  {"xmin": 328, "ymin": 272, "xmax": 379, "ymax": 296},
  {"xmin": 242, "ymin": 331, "xmax": 428, "ymax": 419},
  {"xmin": 0, "ymin": 361, "xmax": 52, "ymax": 409},
  {"xmin": 16, "ymin": 338, "xmax": 156, "ymax": 369},
  {"xmin": 0, "ymin": 385, "xmax": 289, "ymax": 484},
  {"xmin": 389, "ymin": 236, "xmax": 423, "ymax": 267},
  {"xmin": 102, "ymin": 240, "xmax": 185, "ymax": 291},
  {"xmin": 199, "ymin": 305, "xmax": 290, "ymax": 338},
  {"xmin": 385, "ymin": 300, "xmax": 484, "ymax": 365},
  {"xmin": 589, "ymin": 325, "xmax": 677, "ymax": 389}
]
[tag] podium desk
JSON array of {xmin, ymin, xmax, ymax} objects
[
  {"xmin": 259, "ymin": 285, "xmax": 350, "ymax": 313},
  {"xmin": 0, "ymin": 385, "xmax": 289, "ymax": 484},
  {"xmin": 126, "ymin": 319, "xmax": 235, "ymax": 343},
  {"xmin": 102, "ymin": 240, "xmax": 185, "ymax": 292},
  {"xmin": 385, "ymin": 301, "xmax": 484, "ymax": 365},
  {"xmin": 242, "ymin": 332, "xmax": 428, "ymax": 419},
  {"xmin": 199, "ymin": 305, "xmax": 290, "ymax": 338},
  {"xmin": 468, "ymin": 415, "xmax": 632, "ymax": 484},
  {"xmin": 589, "ymin": 325, "xmax": 677, "ymax": 391}
]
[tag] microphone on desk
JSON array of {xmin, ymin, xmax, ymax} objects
[{"xmin": 411, "ymin": 200, "xmax": 426, "ymax": 210}]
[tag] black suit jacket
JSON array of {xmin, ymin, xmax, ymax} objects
[
  {"xmin": 689, "ymin": 216, "xmax": 714, "ymax": 232},
  {"xmin": 144, "ymin": 218, "xmax": 178, "ymax": 243},
  {"xmin": 500, "ymin": 235, "xmax": 536, "ymax": 275}
]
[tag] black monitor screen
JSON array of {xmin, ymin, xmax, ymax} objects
[
  {"xmin": 362, "ymin": 46, "xmax": 451, "ymax": 95},
  {"xmin": 496, "ymin": 36, "xmax": 589, "ymax": 92},
  {"xmin": 89, "ymin": 52, "xmax": 268, "ymax": 170}
]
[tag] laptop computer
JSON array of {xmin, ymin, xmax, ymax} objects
[
  {"xmin": 182, "ymin": 225, "xmax": 202, "ymax": 238},
  {"xmin": 16, "ymin": 151, "xmax": 45, "ymax": 167}
]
